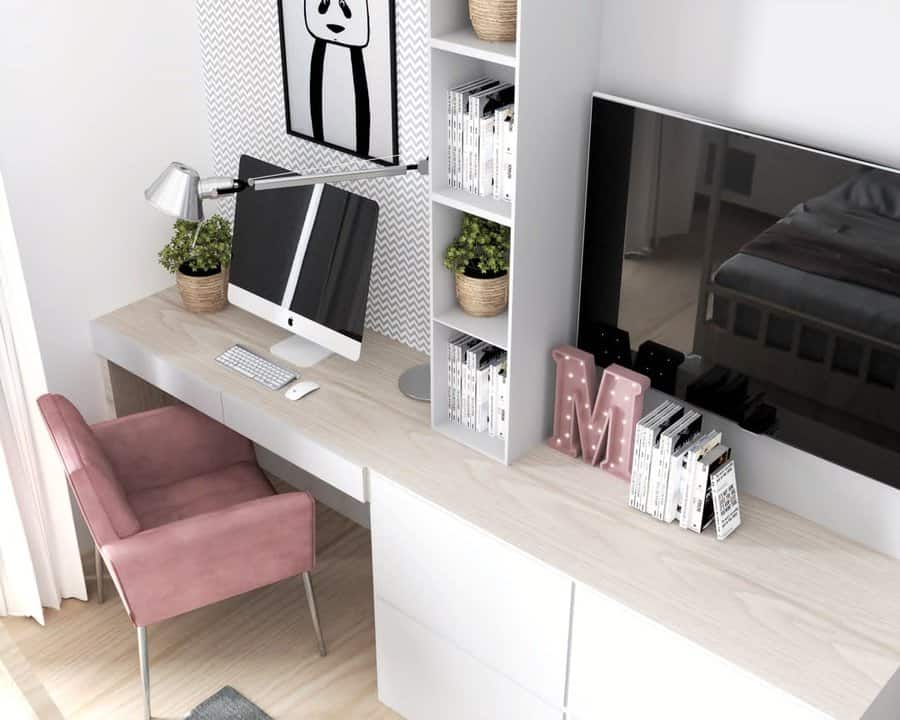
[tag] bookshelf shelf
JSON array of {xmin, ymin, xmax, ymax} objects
[
  {"xmin": 434, "ymin": 307, "xmax": 509, "ymax": 351},
  {"xmin": 432, "ymin": 187, "xmax": 512, "ymax": 227},
  {"xmin": 434, "ymin": 421, "xmax": 507, "ymax": 462},
  {"xmin": 431, "ymin": 29, "xmax": 517, "ymax": 68}
]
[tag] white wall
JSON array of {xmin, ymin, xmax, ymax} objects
[
  {"xmin": 594, "ymin": 0, "xmax": 900, "ymax": 170},
  {"xmin": 0, "ymin": 1, "xmax": 211, "ymax": 424}
]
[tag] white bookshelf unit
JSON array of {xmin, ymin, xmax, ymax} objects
[{"xmin": 429, "ymin": 2, "xmax": 603, "ymax": 463}]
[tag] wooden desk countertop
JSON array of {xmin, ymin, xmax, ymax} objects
[{"xmin": 93, "ymin": 288, "xmax": 900, "ymax": 719}]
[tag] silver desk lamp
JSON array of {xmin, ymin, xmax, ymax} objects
[{"xmin": 145, "ymin": 158, "xmax": 431, "ymax": 402}]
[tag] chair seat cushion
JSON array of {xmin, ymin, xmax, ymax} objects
[{"xmin": 128, "ymin": 461, "xmax": 275, "ymax": 530}]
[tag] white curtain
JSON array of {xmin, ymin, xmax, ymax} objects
[{"xmin": 0, "ymin": 171, "xmax": 86, "ymax": 624}]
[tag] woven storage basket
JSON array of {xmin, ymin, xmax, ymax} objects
[
  {"xmin": 469, "ymin": 0, "xmax": 517, "ymax": 42},
  {"xmin": 455, "ymin": 272, "xmax": 509, "ymax": 317},
  {"xmin": 175, "ymin": 266, "xmax": 229, "ymax": 313}
]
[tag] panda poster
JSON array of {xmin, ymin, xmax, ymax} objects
[{"xmin": 279, "ymin": 0, "xmax": 399, "ymax": 165}]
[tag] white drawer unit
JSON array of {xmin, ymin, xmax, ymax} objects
[
  {"xmin": 221, "ymin": 394, "xmax": 367, "ymax": 502},
  {"xmin": 566, "ymin": 582, "xmax": 829, "ymax": 720},
  {"xmin": 370, "ymin": 474, "xmax": 572, "ymax": 709},
  {"xmin": 375, "ymin": 598, "xmax": 562, "ymax": 720}
]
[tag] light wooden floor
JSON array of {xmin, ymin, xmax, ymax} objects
[
  {"xmin": 0, "ymin": 620, "xmax": 62, "ymax": 719},
  {"xmin": 1, "ymin": 505, "xmax": 400, "ymax": 720}
]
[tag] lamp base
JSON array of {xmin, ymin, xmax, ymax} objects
[{"xmin": 398, "ymin": 364, "xmax": 430, "ymax": 402}]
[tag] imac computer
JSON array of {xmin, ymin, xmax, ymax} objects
[{"xmin": 228, "ymin": 154, "xmax": 380, "ymax": 366}]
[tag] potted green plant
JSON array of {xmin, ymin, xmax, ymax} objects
[
  {"xmin": 443, "ymin": 213, "xmax": 511, "ymax": 317},
  {"xmin": 158, "ymin": 214, "xmax": 232, "ymax": 313}
]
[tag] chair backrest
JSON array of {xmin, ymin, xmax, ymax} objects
[{"xmin": 37, "ymin": 394, "xmax": 140, "ymax": 544}]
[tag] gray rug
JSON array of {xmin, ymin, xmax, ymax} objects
[{"xmin": 186, "ymin": 686, "xmax": 272, "ymax": 720}]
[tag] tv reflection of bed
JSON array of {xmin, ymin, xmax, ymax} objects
[{"xmin": 700, "ymin": 170, "xmax": 900, "ymax": 433}]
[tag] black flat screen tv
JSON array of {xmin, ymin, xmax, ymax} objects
[{"xmin": 579, "ymin": 94, "xmax": 900, "ymax": 488}]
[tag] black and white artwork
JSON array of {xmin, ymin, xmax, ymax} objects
[{"xmin": 278, "ymin": 0, "xmax": 399, "ymax": 165}]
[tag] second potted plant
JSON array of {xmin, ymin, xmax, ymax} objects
[
  {"xmin": 158, "ymin": 215, "xmax": 232, "ymax": 313},
  {"xmin": 444, "ymin": 214, "xmax": 511, "ymax": 318}
]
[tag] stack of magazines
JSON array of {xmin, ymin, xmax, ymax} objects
[
  {"xmin": 447, "ymin": 334, "xmax": 508, "ymax": 438},
  {"xmin": 446, "ymin": 77, "xmax": 516, "ymax": 201},
  {"xmin": 628, "ymin": 401, "xmax": 741, "ymax": 540}
]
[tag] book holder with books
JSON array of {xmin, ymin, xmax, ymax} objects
[{"xmin": 629, "ymin": 401, "xmax": 742, "ymax": 540}]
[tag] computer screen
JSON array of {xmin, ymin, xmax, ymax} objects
[{"xmin": 228, "ymin": 154, "xmax": 379, "ymax": 362}]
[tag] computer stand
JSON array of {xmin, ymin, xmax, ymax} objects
[{"xmin": 271, "ymin": 336, "xmax": 333, "ymax": 368}]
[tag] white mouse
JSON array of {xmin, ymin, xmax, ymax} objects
[{"xmin": 285, "ymin": 380, "xmax": 320, "ymax": 401}]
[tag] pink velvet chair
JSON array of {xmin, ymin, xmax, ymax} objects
[{"xmin": 37, "ymin": 394, "xmax": 324, "ymax": 720}]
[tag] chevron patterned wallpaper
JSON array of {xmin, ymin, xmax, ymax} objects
[{"xmin": 196, "ymin": 0, "xmax": 431, "ymax": 353}]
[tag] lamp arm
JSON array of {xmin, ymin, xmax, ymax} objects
[
  {"xmin": 198, "ymin": 177, "xmax": 248, "ymax": 199},
  {"xmin": 247, "ymin": 157, "xmax": 429, "ymax": 192}
]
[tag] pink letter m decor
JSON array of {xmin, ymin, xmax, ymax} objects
[{"xmin": 548, "ymin": 345, "xmax": 650, "ymax": 481}]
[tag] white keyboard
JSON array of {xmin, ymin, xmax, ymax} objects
[{"xmin": 216, "ymin": 345, "xmax": 297, "ymax": 390}]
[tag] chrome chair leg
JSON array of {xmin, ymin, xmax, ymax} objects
[
  {"xmin": 137, "ymin": 626, "xmax": 151, "ymax": 720},
  {"xmin": 94, "ymin": 545, "xmax": 104, "ymax": 604},
  {"xmin": 302, "ymin": 572, "xmax": 327, "ymax": 657}
]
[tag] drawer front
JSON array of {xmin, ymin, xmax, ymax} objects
[
  {"xmin": 92, "ymin": 321, "xmax": 222, "ymax": 420},
  {"xmin": 370, "ymin": 474, "xmax": 571, "ymax": 707},
  {"xmin": 221, "ymin": 394, "xmax": 366, "ymax": 502},
  {"xmin": 375, "ymin": 597, "xmax": 562, "ymax": 720},
  {"xmin": 567, "ymin": 583, "xmax": 829, "ymax": 720}
]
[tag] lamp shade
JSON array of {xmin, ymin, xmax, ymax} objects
[{"xmin": 144, "ymin": 162, "xmax": 203, "ymax": 222}]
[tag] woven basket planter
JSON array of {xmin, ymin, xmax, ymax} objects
[
  {"xmin": 455, "ymin": 272, "xmax": 509, "ymax": 317},
  {"xmin": 175, "ymin": 265, "xmax": 229, "ymax": 313},
  {"xmin": 469, "ymin": 0, "xmax": 517, "ymax": 42}
]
